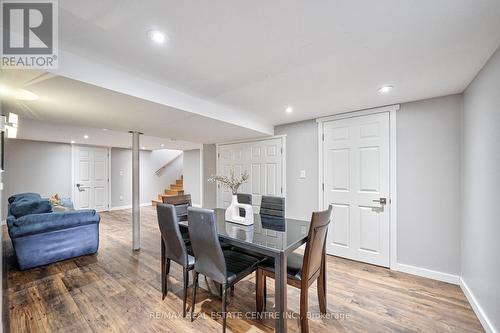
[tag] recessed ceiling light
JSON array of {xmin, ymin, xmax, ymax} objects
[
  {"xmin": 160, "ymin": 143, "xmax": 165, "ymax": 147},
  {"xmin": 102, "ymin": 128, "xmax": 108, "ymax": 131},
  {"xmin": 148, "ymin": 30, "xmax": 167, "ymax": 44},
  {"xmin": 70, "ymin": 140, "xmax": 75, "ymax": 144},
  {"xmin": 141, "ymin": 147, "xmax": 146, "ymax": 150},
  {"xmin": 378, "ymin": 85, "xmax": 393, "ymax": 94},
  {"xmin": 83, "ymin": 134, "xmax": 89, "ymax": 139},
  {"xmin": 285, "ymin": 106, "xmax": 293, "ymax": 113}
]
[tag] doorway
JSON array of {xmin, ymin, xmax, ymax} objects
[
  {"xmin": 318, "ymin": 106, "xmax": 397, "ymax": 267},
  {"xmin": 71, "ymin": 145, "xmax": 110, "ymax": 211}
]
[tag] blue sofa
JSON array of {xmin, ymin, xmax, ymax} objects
[{"xmin": 7, "ymin": 193, "xmax": 100, "ymax": 270}]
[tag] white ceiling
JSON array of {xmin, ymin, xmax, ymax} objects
[
  {"xmin": 0, "ymin": 70, "xmax": 269, "ymax": 145},
  {"xmin": 54, "ymin": 0, "xmax": 500, "ymax": 126},
  {"xmin": 2, "ymin": 0, "xmax": 500, "ymax": 143}
]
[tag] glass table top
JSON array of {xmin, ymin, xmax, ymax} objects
[{"xmin": 180, "ymin": 208, "xmax": 310, "ymax": 253}]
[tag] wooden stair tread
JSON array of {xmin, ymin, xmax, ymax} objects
[{"xmin": 152, "ymin": 176, "xmax": 185, "ymax": 207}]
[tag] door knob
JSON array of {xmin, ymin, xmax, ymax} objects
[
  {"xmin": 372, "ymin": 198, "xmax": 387, "ymax": 205},
  {"xmin": 76, "ymin": 184, "xmax": 85, "ymax": 192}
]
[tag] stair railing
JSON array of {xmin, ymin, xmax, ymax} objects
[{"xmin": 155, "ymin": 151, "xmax": 183, "ymax": 176}]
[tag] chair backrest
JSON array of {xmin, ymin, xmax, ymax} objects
[
  {"xmin": 302, "ymin": 205, "xmax": 333, "ymax": 283},
  {"xmin": 260, "ymin": 196, "xmax": 285, "ymax": 217},
  {"xmin": 237, "ymin": 193, "xmax": 252, "ymax": 217},
  {"xmin": 156, "ymin": 203, "xmax": 189, "ymax": 267},
  {"xmin": 162, "ymin": 194, "xmax": 192, "ymax": 221},
  {"xmin": 187, "ymin": 207, "xmax": 227, "ymax": 284}
]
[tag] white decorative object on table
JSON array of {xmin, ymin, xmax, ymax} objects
[
  {"xmin": 225, "ymin": 195, "xmax": 254, "ymax": 225},
  {"xmin": 208, "ymin": 170, "xmax": 254, "ymax": 225},
  {"xmin": 225, "ymin": 217, "xmax": 254, "ymax": 241}
]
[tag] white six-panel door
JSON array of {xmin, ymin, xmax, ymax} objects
[
  {"xmin": 217, "ymin": 137, "xmax": 284, "ymax": 212},
  {"xmin": 322, "ymin": 112, "xmax": 390, "ymax": 267},
  {"xmin": 72, "ymin": 146, "xmax": 110, "ymax": 212}
]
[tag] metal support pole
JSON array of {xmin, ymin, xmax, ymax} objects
[{"xmin": 131, "ymin": 131, "xmax": 141, "ymax": 250}]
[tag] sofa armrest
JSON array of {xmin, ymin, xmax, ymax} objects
[{"xmin": 9, "ymin": 210, "xmax": 100, "ymax": 238}]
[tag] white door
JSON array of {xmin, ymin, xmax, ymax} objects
[
  {"xmin": 322, "ymin": 112, "xmax": 390, "ymax": 267},
  {"xmin": 217, "ymin": 137, "xmax": 284, "ymax": 212},
  {"xmin": 73, "ymin": 146, "xmax": 110, "ymax": 211}
]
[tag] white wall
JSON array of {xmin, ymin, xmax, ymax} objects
[
  {"xmin": 3, "ymin": 139, "xmax": 72, "ymax": 218},
  {"xmin": 397, "ymin": 95, "xmax": 462, "ymax": 275},
  {"xmin": 275, "ymin": 120, "xmax": 318, "ymax": 220},
  {"xmin": 183, "ymin": 149, "xmax": 202, "ymax": 207},
  {"xmin": 275, "ymin": 95, "xmax": 463, "ymax": 276},
  {"xmin": 462, "ymin": 46, "xmax": 500, "ymax": 333},
  {"xmin": 2, "ymin": 140, "xmax": 182, "ymax": 214},
  {"xmin": 110, "ymin": 148, "xmax": 183, "ymax": 207},
  {"xmin": 202, "ymin": 144, "xmax": 217, "ymax": 209}
]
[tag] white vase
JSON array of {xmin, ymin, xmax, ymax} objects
[{"xmin": 225, "ymin": 194, "xmax": 254, "ymax": 225}]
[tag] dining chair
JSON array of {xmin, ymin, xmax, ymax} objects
[
  {"xmin": 237, "ymin": 193, "xmax": 252, "ymax": 217},
  {"xmin": 156, "ymin": 203, "xmax": 195, "ymax": 317},
  {"xmin": 255, "ymin": 205, "xmax": 333, "ymax": 333},
  {"xmin": 187, "ymin": 207, "xmax": 261, "ymax": 333},
  {"xmin": 162, "ymin": 194, "xmax": 192, "ymax": 242},
  {"xmin": 162, "ymin": 194, "xmax": 192, "ymax": 221},
  {"xmin": 260, "ymin": 195, "xmax": 285, "ymax": 217}
]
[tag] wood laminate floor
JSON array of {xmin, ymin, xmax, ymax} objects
[{"xmin": 3, "ymin": 206, "xmax": 483, "ymax": 332}]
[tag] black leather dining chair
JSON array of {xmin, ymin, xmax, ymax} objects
[
  {"xmin": 256, "ymin": 205, "xmax": 333, "ymax": 333},
  {"xmin": 260, "ymin": 195, "xmax": 285, "ymax": 217},
  {"xmin": 187, "ymin": 207, "xmax": 261, "ymax": 333},
  {"xmin": 162, "ymin": 194, "xmax": 192, "ymax": 221},
  {"xmin": 156, "ymin": 203, "xmax": 194, "ymax": 317},
  {"xmin": 162, "ymin": 194, "xmax": 192, "ymax": 242},
  {"xmin": 237, "ymin": 193, "xmax": 252, "ymax": 217}
]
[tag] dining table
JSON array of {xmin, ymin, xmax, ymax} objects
[{"xmin": 179, "ymin": 208, "xmax": 327, "ymax": 333}]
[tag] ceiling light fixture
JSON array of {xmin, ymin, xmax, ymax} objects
[
  {"xmin": 148, "ymin": 30, "xmax": 166, "ymax": 44},
  {"xmin": 141, "ymin": 147, "xmax": 146, "ymax": 150},
  {"xmin": 102, "ymin": 128, "xmax": 108, "ymax": 131},
  {"xmin": 0, "ymin": 85, "xmax": 38, "ymax": 100},
  {"xmin": 70, "ymin": 140, "xmax": 75, "ymax": 144},
  {"xmin": 160, "ymin": 143, "xmax": 165, "ymax": 147},
  {"xmin": 83, "ymin": 134, "xmax": 89, "ymax": 139},
  {"xmin": 378, "ymin": 85, "xmax": 393, "ymax": 94},
  {"xmin": 285, "ymin": 106, "xmax": 293, "ymax": 113}
]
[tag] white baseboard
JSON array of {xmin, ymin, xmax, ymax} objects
[
  {"xmin": 392, "ymin": 263, "xmax": 460, "ymax": 285},
  {"xmin": 109, "ymin": 203, "xmax": 151, "ymax": 211},
  {"xmin": 460, "ymin": 278, "xmax": 497, "ymax": 333}
]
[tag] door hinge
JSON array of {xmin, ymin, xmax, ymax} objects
[
  {"xmin": 322, "ymin": 133, "xmax": 325, "ymax": 141},
  {"xmin": 280, "ymin": 187, "xmax": 283, "ymax": 194},
  {"xmin": 217, "ymin": 153, "xmax": 220, "ymax": 158},
  {"xmin": 322, "ymin": 183, "xmax": 324, "ymax": 191}
]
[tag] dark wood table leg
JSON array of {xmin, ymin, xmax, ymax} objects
[
  {"xmin": 275, "ymin": 252, "xmax": 287, "ymax": 333},
  {"xmin": 318, "ymin": 248, "xmax": 327, "ymax": 314},
  {"xmin": 161, "ymin": 238, "xmax": 166, "ymax": 299}
]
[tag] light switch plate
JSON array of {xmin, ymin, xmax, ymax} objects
[{"xmin": 299, "ymin": 170, "xmax": 306, "ymax": 179}]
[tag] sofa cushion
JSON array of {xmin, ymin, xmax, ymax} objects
[
  {"xmin": 9, "ymin": 209, "xmax": 100, "ymax": 238},
  {"xmin": 10, "ymin": 198, "xmax": 53, "ymax": 219},
  {"xmin": 8, "ymin": 193, "xmax": 41, "ymax": 204}
]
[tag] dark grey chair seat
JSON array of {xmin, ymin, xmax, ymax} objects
[
  {"xmin": 223, "ymin": 250, "xmax": 261, "ymax": 284},
  {"xmin": 188, "ymin": 207, "xmax": 261, "ymax": 333},
  {"xmin": 259, "ymin": 252, "xmax": 304, "ymax": 280},
  {"xmin": 157, "ymin": 203, "xmax": 195, "ymax": 317}
]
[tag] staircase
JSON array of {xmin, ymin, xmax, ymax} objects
[{"xmin": 152, "ymin": 176, "xmax": 184, "ymax": 207}]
